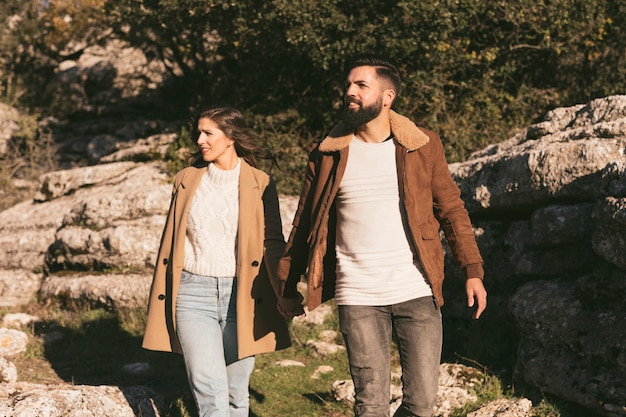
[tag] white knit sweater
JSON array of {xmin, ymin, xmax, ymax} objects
[{"xmin": 183, "ymin": 160, "xmax": 240, "ymax": 277}]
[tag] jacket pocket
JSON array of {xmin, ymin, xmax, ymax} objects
[{"xmin": 418, "ymin": 219, "xmax": 440, "ymax": 240}]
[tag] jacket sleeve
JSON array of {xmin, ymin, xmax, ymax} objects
[
  {"xmin": 430, "ymin": 134, "xmax": 484, "ymax": 280},
  {"xmin": 276, "ymin": 146, "xmax": 319, "ymax": 297}
]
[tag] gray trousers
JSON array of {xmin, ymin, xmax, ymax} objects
[{"xmin": 338, "ymin": 296, "xmax": 443, "ymax": 417}]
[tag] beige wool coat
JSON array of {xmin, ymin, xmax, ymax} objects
[{"xmin": 142, "ymin": 159, "xmax": 291, "ymax": 359}]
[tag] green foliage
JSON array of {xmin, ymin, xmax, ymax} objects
[
  {"xmin": 100, "ymin": 0, "xmax": 626, "ymax": 172},
  {"xmin": 164, "ymin": 124, "xmax": 196, "ymax": 176},
  {"xmin": 0, "ymin": 0, "xmax": 41, "ymax": 105},
  {"xmin": 532, "ymin": 399, "xmax": 562, "ymax": 417},
  {"xmin": 252, "ymin": 110, "xmax": 311, "ymax": 195},
  {"xmin": 0, "ymin": 0, "xmax": 112, "ymax": 113},
  {"xmin": 0, "ymin": 112, "xmax": 57, "ymax": 211},
  {"xmin": 448, "ymin": 371, "xmax": 507, "ymax": 416},
  {"xmin": 35, "ymin": 0, "xmax": 108, "ymax": 56},
  {"xmin": 4, "ymin": 0, "xmax": 626, "ymax": 192}
]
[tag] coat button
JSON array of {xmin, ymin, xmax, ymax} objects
[
  {"xmin": 163, "ymin": 258, "xmax": 168, "ymax": 265},
  {"xmin": 158, "ymin": 294, "xmax": 165, "ymax": 300},
  {"xmin": 251, "ymin": 260, "xmax": 259, "ymax": 267}
]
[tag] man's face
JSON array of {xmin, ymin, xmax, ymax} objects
[{"xmin": 340, "ymin": 66, "xmax": 385, "ymax": 129}]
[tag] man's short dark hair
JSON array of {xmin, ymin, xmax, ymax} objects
[{"xmin": 346, "ymin": 54, "xmax": 402, "ymax": 97}]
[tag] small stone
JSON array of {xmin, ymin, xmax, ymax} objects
[
  {"xmin": 1, "ymin": 313, "xmax": 40, "ymax": 329},
  {"xmin": 0, "ymin": 358, "xmax": 18, "ymax": 384},
  {"xmin": 0, "ymin": 328, "xmax": 28, "ymax": 357},
  {"xmin": 311, "ymin": 365, "xmax": 333, "ymax": 379},
  {"xmin": 275, "ymin": 359, "xmax": 305, "ymax": 367}
]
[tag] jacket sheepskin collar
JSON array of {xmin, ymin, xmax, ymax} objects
[{"xmin": 318, "ymin": 110, "xmax": 430, "ymax": 152}]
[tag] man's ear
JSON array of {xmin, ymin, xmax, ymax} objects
[{"xmin": 383, "ymin": 89, "xmax": 396, "ymax": 107}]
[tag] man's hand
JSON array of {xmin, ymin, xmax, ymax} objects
[
  {"xmin": 466, "ymin": 278, "xmax": 487, "ymax": 319},
  {"xmin": 277, "ymin": 295, "xmax": 305, "ymax": 319}
]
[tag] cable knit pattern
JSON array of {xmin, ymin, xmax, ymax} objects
[{"xmin": 184, "ymin": 160, "xmax": 240, "ymax": 277}]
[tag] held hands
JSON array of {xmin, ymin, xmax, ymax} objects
[
  {"xmin": 466, "ymin": 278, "xmax": 487, "ymax": 320},
  {"xmin": 277, "ymin": 295, "xmax": 305, "ymax": 319},
  {"xmin": 278, "ymin": 281, "xmax": 486, "ymax": 320}
]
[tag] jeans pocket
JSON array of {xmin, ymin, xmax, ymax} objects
[{"xmin": 179, "ymin": 270, "xmax": 193, "ymax": 285}]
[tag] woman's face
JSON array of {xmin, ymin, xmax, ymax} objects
[{"xmin": 196, "ymin": 117, "xmax": 238, "ymax": 170}]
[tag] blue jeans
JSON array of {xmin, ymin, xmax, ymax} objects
[
  {"xmin": 338, "ymin": 297, "xmax": 442, "ymax": 417},
  {"xmin": 176, "ymin": 271, "xmax": 255, "ymax": 417}
]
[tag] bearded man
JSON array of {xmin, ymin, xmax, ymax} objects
[{"xmin": 276, "ymin": 54, "xmax": 487, "ymax": 417}]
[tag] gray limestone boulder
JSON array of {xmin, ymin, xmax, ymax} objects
[
  {"xmin": 0, "ymin": 382, "xmax": 163, "ymax": 417},
  {"xmin": 446, "ymin": 95, "xmax": 626, "ymax": 416}
]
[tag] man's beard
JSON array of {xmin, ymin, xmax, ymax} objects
[{"xmin": 340, "ymin": 96, "xmax": 383, "ymax": 130}]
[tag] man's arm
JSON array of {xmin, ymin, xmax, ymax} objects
[
  {"xmin": 275, "ymin": 147, "xmax": 320, "ymax": 317},
  {"xmin": 429, "ymin": 131, "xmax": 487, "ymax": 318}
]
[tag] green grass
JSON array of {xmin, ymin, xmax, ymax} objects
[
  {"xmin": 250, "ymin": 350, "xmax": 352, "ymax": 417},
  {"xmin": 1, "ymin": 301, "xmax": 576, "ymax": 417},
  {"xmin": 248, "ymin": 311, "xmax": 352, "ymax": 417}
]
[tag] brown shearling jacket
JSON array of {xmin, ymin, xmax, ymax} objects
[{"xmin": 277, "ymin": 111, "xmax": 484, "ymax": 310}]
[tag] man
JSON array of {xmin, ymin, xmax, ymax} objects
[{"xmin": 276, "ymin": 54, "xmax": 487, "ymax": 417}]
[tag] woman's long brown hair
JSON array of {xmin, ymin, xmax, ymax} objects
[{"xmin": 190, "ymin": 107, "xmax": 271, "ymax": 168}]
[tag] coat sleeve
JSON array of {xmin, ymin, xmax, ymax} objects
[{"xmin": 262, "ymin": 177, "xmax": 287, "ymax": 297}]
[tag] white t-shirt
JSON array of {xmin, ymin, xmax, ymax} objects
[{"xmin": 334, "ymin": 136, "xmax": 432, "ymax": 305}]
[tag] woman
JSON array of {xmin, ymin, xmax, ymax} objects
[{"xmin": 142, "ymin": 107, "xmax": 291, "ymax": 417}]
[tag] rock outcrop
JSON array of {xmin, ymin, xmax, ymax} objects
[
  {"xmin": 46, "ymin": 37, "xmax": 175, "ymax": 121},
  {"xmin": 448, "ymin": 95, "xmax": 626, "ymax": 417},
  {"xmin": 0, "ymin": 383, "xmax": 162, "ymax": 417},
  {"xmin": 0, "ymin": 161, "xmax": 171, "ymax": 310}
]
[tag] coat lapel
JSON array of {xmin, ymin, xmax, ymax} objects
[
  {"xmin": 172, "ymin": 165, "xmax": 205, "ymax": 258},
  {"xmin": 238, "ymin": 161, "xmax": 262, "ymax": 258},
  {"xmin": 177, "ymin": 165, "xmax": 205, "ymax": 201}
]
